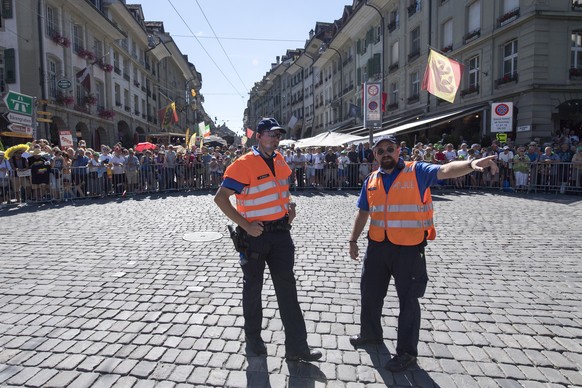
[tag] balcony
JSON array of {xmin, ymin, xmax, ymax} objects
[
  {"xmin": 463, "ymin": 29, "xmax": 481, "ymax": 44},
  {"xmin": 495, "ymin": 72, "xmax": 518, "ymax": 87},
  {"xmin": 389, "ymin": 63, "xmax": 399, "ymax": 73},
  {"xmin": 460, "ymin": 84, "xmax": 479, "ymax": 97},
  {"xmin": 408, "ymin": 50, "xmax": 420, "ymax": 62},
  {"xmin": 498, "ymin": 8, "xmax": 520, "ymax": 27},
  {"xmin": 569, "ymin": 67, "xmax": 582, "ymax": 78},
  {"xmin": 387, "ymin": 20, "xmax": 398, "ymax": 33},
  {"xmin": 387, "ymin": 102, "xmax": 398, "ymax": 111},
  {"xmin": 124, "ymin": 105, "xmax": 131, "ymax": 112},
  {"xmin": 408, "ymin": 1, "xmax": 420, "ymax": 17},
  {"xmin": 573, "ymin": 1, "xmax": 582, "ymax": 11},
  {"xmin": 123, "ymin": 73, "xmax": 130, "ymax": 81},
  {"xmin": 441, "ymin": 45, "xmax": 453, "ymax": 53},
  {"xmin": 407, "ymin": 94, "xmax": 420, "ymax": 103}
]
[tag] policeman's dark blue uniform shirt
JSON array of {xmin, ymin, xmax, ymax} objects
[{"xmin": 356, "ymin": 158, "xmax": 441, "ymax": 211}]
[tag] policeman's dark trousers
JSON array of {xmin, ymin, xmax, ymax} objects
[
  {"xmin": 241, "ymin": 230, "xmax": 309, "ymax": 354},
  {"xmin": 360, "ymin": 238, "xmax": 428, "ymax": 357}
]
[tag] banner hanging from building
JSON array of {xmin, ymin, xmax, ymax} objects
[{"xmin": 421, "ymin": 49, "xmax": 462, "ymax": 103}]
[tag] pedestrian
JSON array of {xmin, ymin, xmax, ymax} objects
[
  {"xmin": 347, "ymin": 134, "xmax": 498, "ymax": 372},
  {"xmin": 214, "ymin": 118, "xmax": 322, "ymax": 362}
]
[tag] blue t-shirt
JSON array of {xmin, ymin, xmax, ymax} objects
[{"xmin": 356, "ymin": 159, "xmax": 441, "ymax": 211}]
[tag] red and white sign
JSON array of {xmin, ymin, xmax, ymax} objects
[
  {"xmin": 59, "ymin": 130, "xmax": 74, "ymax": 148},
  {"xmin": 364, "ymin": 82, "xmax": 382, "ymax": 128},
  {"xmin": 491, "ymin": 102, "xmax": 513, "ymax": 133},
  {"xmin": 7, "ymin": 123, "xmax": 33, "ymax": 135}
]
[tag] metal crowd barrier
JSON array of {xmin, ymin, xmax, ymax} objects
[{"xmin": 1, "ymin": 161, "xmax": 581, "ymax": 206}]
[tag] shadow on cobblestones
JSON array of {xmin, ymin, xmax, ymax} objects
[{"xmin": 286, "ymin": 360, "xmax": 327, "ymax": 387}]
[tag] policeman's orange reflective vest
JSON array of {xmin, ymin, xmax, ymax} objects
[
  {"xmin": 367, "ymin": 161, "xmax": 436, "ymax": 245},
  {"xmin": 224, "ymin": 150, "xmax": 291, "ymax": 222}
]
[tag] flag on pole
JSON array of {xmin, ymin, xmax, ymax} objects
[
  {"xmin": 76, "ymin": 67, "xmax": 91, "ymax": 93},
  {"xmin": 421, "ymin": 49, "xmax": 462, "ymax": 103},
  {"xmin": 246, "ymin": 128, "xmax": 254, "ymax": 138},
  {"xmin": 199, "ymin": 137, "xmax": 204, "ymax": 150},
  {"xmin": 241, "ymin": 135, "xmax": 248, "ymax": 145},
  {"xmin": 189, "ymin": 133, "xmax": 197, "ymax": 149},
  {"xmin": 204, "ymin": 124, "xmax": 211, "ymax": 138},
  {"xmin": 159, "ymin": 102, "xmax": 179, "ymax": 127},
  {"xmin": 185, "ymin": 128, "xmax": 190, "ymax": 148},
  {"xmin": 198, "ymin": 122, "xmax": 206, "ymax": 136},
  {"xmin": 348, "ymin": 103, "xmax": 361, "ymax": 118}
]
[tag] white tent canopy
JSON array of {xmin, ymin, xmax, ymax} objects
[{"xmin": 295, "ymin": 131, "xmax": 366, "ymax": 148}]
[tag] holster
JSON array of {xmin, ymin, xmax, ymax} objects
[{"xmin": 227, "ymin": 225, "xmax": 249, "ymax": 254}]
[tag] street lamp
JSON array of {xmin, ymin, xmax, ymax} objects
[{"xmin": 319, "ymin": 43, "xmax": 343, "ymax": 124}]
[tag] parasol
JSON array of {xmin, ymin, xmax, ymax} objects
[{"xmin": 134, "ymin": 142, "xmax": 157, "ymax": 152}]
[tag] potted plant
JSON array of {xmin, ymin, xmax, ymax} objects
[
  {"xmin": 499, "ymin": 8, "xmax": 519, "ymax": 25},
  {"xmin": 84, "ymin": 94, "xmax": 97, "ymax": 105},
  {"xmin": 51, "ymin": 32, "xmax": 70, "ymax": 48},
  {"xmin": 56, "ymin": 94, "xmax": 74, "ymax": 105},
  {"xmin": 569, "ymin": 68, "xmax": 582, "ymax": 77},
  {"xmin": 98, "ymin": 110, "xmax": 116, "ymax": 119},
  {"xmin": 77, "ymin": 49, "xmax": 96, "ymax": 61}
]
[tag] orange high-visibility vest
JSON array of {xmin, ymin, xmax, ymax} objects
[
  {"xmin": 367, "ymin": 161, "xmax": 436, "ymax": 245},
  {"xmin": 223, "ymin": 150, "xmax": 291, "ymax": 222}
]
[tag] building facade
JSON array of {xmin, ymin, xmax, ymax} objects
[
  {"xmin": 0, "ymin": 0, "xmax": 205, "ymax": 149},
  {"xmin": 246, "ymin": 0, "xmax": 582, "ymax": 145}
]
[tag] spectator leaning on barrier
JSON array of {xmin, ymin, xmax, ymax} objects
[
  {"xmin": 214, "ymin": 117, "xmax": 322, "ymax": 362},
  {"xmin": 347, "ymin": 134, "xmax": 498, "ymax": 372},
  {"xmin": 571, "ymin": 146, "xmax": 582, "ymax": 187},
  {"xmin": 513, "ymin": 146, "xmax": 531, "ymax": 191}
]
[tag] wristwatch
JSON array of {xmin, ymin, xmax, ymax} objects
[{"xmin": 467, "ymin": 160, "xmax": 474, "ymax": 170}]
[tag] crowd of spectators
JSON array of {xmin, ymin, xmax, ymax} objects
[{"xmin": 1, "ymin": 129, "xmax": 581, "ymax": 205}]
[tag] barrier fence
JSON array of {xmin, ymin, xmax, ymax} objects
[{"xmin": 1, "ymin": 161, "xmax": 581, "ymax": 206}]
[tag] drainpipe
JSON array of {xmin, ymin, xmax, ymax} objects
[{"xmin": 38, "ymin": 0, "xmax": 48, "ymax": 139}]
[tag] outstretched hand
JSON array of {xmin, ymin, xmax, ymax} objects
[{"xmin": 473, "ymin": 155, "xmax": 499, "ymax": 175}]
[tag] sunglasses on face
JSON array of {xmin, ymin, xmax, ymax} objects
[
  {"xmin": 263, "ymin": 131, "xmax": 283, "ymax": 139},
  {"xmin": 376, "ymin": 147, "xmax": 396, "ymax": 155}
]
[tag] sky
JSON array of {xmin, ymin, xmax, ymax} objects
[{"xmin": 139, "ymin": 0, "xmax": 350, "ymax": 135}]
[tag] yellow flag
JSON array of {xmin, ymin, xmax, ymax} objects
[
  {"xmin": 199, "ymin": 137, "xmax": 204, "ymax": 150},
  {"xmin": 421, "ymin": 49, "xmax": 462, "ymax": 103},
  {"xmin": 189, "ymin": 133, "xmax": 197, "ymax": 149},
  {"xmin": 185, "ymin": 128, "xmax": 190, "ymax": 148}
]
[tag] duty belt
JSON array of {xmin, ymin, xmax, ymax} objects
[{"xmin": 262, "ymin": 216, "xmax": 292, "ymax": 232}]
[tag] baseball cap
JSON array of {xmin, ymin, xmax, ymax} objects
[
  {"xmin": 373, "ymin": 135, "xmax": 398, "ymax": 148},
  {"xmin": 503, "ymin": 145, "xmax": 510, "ymax": 150},
  {"xmin": 256, "ymin": 118, "xmax": 286, "ymax": 134}
]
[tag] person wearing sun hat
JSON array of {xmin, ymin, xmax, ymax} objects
[
  {"xmin": 214, "ymin": 118, "xmax": 322, "ymax": 362},
  {"xmin": 347, "ymin": 134, "xmax": 499, "ymax": 372}
]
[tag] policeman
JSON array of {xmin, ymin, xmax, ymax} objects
[
  {"xmin": 348, "ymin": 135, "xmax": 498, "ymax": 372},
  {"xmin": 214, "ymin": 118, "xmax": 322, "ymax": 362}
]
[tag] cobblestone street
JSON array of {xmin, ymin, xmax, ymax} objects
[{"xmin": 0, "ymin": 190, "xmax": 581, "ymax": 387}]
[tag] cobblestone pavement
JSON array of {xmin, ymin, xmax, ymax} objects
[{"xmin": 0, "ymin": 190, "xmax": 581, "ymax": 387}]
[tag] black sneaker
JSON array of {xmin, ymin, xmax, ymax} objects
[
  {"xmin": 385, "ymin": 353, "xmax": 417, "ymax": 372},
  {"xmin": 349, "ymin": 334, "xmax": 383, "ymax": 348},
  {"xmin": 285, "ymin": 348, "xmax": 322, "ymax": 362},
  {"xmin": 245, "ymin": 337, "xmax": 267, "ymax": 356}
]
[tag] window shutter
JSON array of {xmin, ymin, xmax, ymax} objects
[
  {"xmin": 5, "ymin": 48, "xmax": 16, "ymax": 83},
  {"xmin": 2, "ymin": 0, "xmax": 13, "ymax": 19}
]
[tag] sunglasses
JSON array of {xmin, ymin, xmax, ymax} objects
[
  {"xmin": 376, "ymin": 147, "xmax": 396, "ymax": 155},
  {"xmin": 263, "ymin": 131, "xmax": 283, "ymax": 139}
]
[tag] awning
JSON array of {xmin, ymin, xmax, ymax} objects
[
  {"xmin": 374, "ymin": 105, "xmax": 485, "ymax": 137},
  {"xmin": 295, "ymin": 131, "xmax": 366, "ymax": 148},
  {"xmin": 344, "ymin": 103, "xmax": 487, "ymax": 137}
]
